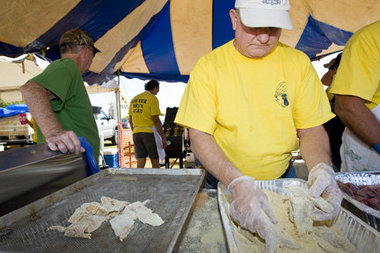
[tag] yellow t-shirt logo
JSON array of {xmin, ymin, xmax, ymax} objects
[{"xmin": 275, "ymin": 81, "xmax": 289, "ymax": 107}]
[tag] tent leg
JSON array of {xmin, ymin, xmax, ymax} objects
[{"xmin": 116, "ymin": 74, "xmax": 122, "ymax": 167}]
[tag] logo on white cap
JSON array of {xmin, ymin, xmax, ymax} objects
[
  {"xmin": 234, "ymin": 0, "xmax": 292, "ymax": 30},
  {"xmin": 263, "ymin": 0, "xmax": 284, "ymax": 6},
  {"xmin": 235, "ymin": 0, "xmax": 289, "ymax": 10}
]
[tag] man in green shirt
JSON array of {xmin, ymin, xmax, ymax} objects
[{"xmin": 20, "ymin": 29, "xmax": 100, "ymax": 163}]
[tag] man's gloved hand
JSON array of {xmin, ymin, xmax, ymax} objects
[
  {"xmin": 307, "ymin": 163, "xmax": 343, "ymax": 221},
  {"xmin": 227, "ymin": 176, "xmax": 278, "ymax": 244}
]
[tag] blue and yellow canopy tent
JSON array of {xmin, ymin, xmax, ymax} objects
[{"xmin": 0, "ymin": 0, "xmax": 379, "ymax": 85}]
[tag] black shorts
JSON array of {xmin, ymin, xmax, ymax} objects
[{"xmin": 133, "ymin": 132, "xmax": 159, "ymax": 159}]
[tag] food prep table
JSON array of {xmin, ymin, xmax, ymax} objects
[
  {"xmin": 1, "ymin": 144, "xmax": 378, "ymax": 253},
  {"xmin": 176, "ymin": 189, "xmax": 227, "ymax": 253},
  {"xmin": 3, "ymin": 171, "xmax": 379, "ymax": 253}
]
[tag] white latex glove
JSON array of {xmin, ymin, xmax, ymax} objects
[
  {"xmin": 307, "ymin": 163, "xmax": 343, "ymax": 221},
  {"xmin": 228, "ymin": 176, "xmax": 279, "ymax": 252}
]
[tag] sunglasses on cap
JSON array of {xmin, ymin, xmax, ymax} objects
[{"xmin": 81, "ymin": 45, "xmax": 98, "ymax": 57}]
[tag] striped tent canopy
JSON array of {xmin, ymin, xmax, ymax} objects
[{"xmin": 1, "ymin": 0, "xmax": 379, "ymax": 84}]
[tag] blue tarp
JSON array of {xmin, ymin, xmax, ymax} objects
[{"xmin": 0, "ymin": 104, "xmax": 29, "ymax": 118}]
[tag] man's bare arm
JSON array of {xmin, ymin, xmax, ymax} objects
[
  {"xmin": 20, "ymin": 81, "xmax": 63, "ymax": 137},
  {"xmin": 297, "ymin": 125, "xmax": 332, "ymax": 171},
  {"xmin": 189, "ymin": 128, "xmax": 243, "ymax": 186},
  {"xmin": 335, "ymin": 95, "xmax": 380, "ymax": 147},
  {"xmin": 128, "ymin": 115, "xmax": 134, "ymax": 131},
  {"xmin": 20, "ymin": 81, "xmax": 83, "ymax": 154}
]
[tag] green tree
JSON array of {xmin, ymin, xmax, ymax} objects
[{"xmin": 0, "ymin": 99, "xmax": 24, "ymax": 108}]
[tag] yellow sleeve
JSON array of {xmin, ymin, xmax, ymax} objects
[
  {"xmin": 175, "ymin": 57, "xmax": 217, "ymax": 135},
  {"xmin": 128, "ymin": 99, "xmax": 133, "ymax": 116},
  {"xmin": 150, "ymin": 96, "xmax": 161, "ymax": 116},
  {"xmin": 293, "ymin": 57, "xmax": 335, "ymax": 129},
  {"xmin": 329, "ymin": 22, "xmax": 380, "ymax": 109}
]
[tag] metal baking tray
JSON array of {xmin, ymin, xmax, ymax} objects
[
  {"xmin": 218, "ymin": 178, "xmax": 380, "ymax": 253},
  {"xmin": 0, "ymin": 168, "xmax": 205, "ymax": 253},
  {"xmin": 175, "ymin": 189, "xmax": 228, "ymax": 253},
  {"xmin": 335, "ymin": 171, "xmax": 380, "ymax": 231}
]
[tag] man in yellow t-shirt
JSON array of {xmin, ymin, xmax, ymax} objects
[
  {"xmin": 175, "ymin": 0, "xmax": 342, "ymax": 247},
  {"xmin": 329, "ymin": 21, "xmax": 380, "ymax": 171},
  {"xmin": 128, "ymin": 80, "xmax": 167, "ymax": 168},
  {"xmin": 26, "ymin": 117, "xmax": 38, "ymax": 143}
]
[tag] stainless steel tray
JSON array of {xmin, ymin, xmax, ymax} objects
[
  {"xmin": 218, "ymin": 178, "xmax": 380, "ymax": 253},
  {"xmin": 175, "ymin": 189, "xmax": 228, "ymax": 253},
  {"xmin": 335, "ymin": 171, "xmax": 380, "ymax": 231},
  {"xmin": 0, "ymin": 168, "xmax": 205, "ymax": 253},
  {"xmin": 0, "ymin": 144, "xmax": 88, "ymax": 216}
]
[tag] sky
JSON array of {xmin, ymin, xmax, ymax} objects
[
  {"xmin": 89, "ymin": 51, "xmax": 340, "ymax": 120},
  {"xmin": 312, "ymin": 52, "xmax": 340, "ymax": 80}
]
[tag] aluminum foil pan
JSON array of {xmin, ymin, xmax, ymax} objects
[
  {"xmin": 218, "ymin": 178, "xmax": 380, "ymax": 253},
  {"xmin": 335, "ymin": 171, "xmax": 380, "ymax": 230}
]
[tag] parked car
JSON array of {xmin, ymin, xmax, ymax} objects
[{"xmin": 93, "ymin": 107, "xmax": 118, "ymax": 145}]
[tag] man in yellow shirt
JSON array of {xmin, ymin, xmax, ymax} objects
[
  {"xmin": 128, "ymin": 80, "xmax": 167, "ymax": 168},
  {"xmin": 25, "ymin": 117, "xmax": 38, "ymax": 143},
  {"xmin": 175, "ymin": 0, "xmax": 342, "ymax": 248},
  {"xmin": 329, "ymin": 21, "xmax": 380, "ymax": 171}
]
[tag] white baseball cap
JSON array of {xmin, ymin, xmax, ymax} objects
[{"xmin": 235, "ymin": 0, "xmax": 293, "ymax": 30}]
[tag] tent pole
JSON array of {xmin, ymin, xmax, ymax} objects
[
  {"xmin": 116, "ymin": 73, "xmax": 122, "ymax": 167},
  {"xmin": 115, "ymin": 74, "xmax": 122, "ymax": 123}
]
